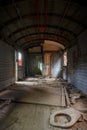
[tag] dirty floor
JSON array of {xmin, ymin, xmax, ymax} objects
[{"xmin": 0, "ymin": 78, "xmax": 87, "ymax": 130}]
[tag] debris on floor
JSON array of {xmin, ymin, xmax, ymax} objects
[
  {"xmin": 50, "ymin": 107, "xmax": 83, "ymax": 128},
  {"xmin": 83, "ymin": 113, "xmax": 87, "ymax": 121},
  {"xmin": 70, "ymin": 93, "xmax": 82, "ymax": 104},
  {"xmin": 0, "ymin": 100, "xmax": 15, "ymax": 123},
  {"xmin": 0, "ymin": 77, "xmax": 87, "ymax": 130},
  {"xmin": 72, "ymin": 97, "xmax": 87, "ymax": 113}
]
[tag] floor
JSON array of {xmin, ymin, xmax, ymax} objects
[{"xmin": 0, "ymin": 77, "xmax": 87, "ymax": 130}]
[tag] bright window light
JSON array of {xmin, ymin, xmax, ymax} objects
[
  {"xmin": 18, "ymin": 52, "xmax": 22, "ymax": 66},
  {"xmin": 63, "ymin": 51, "xmax": 67, "ymax": 66}
]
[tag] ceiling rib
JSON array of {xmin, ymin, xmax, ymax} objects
[
  {"xmin": 43, "ymin": 0, "xmax": 48, "ymax": 40},
  {"xmin": 21, "ymin": 39, "xmax": 66, "ymax": 49},
  {"xmin": 14, "ymin": 35, "xmax": 69, "ymax": 50},
  {"xmin": 8, "ymin": 24, "xmax": 76, "ymax": 38},
  {"xmin": 14, "ymin": 32, "xmax": 70, "ymax": 43},
  {"xmin": 13, "ymin": 1, "xmax": 32, "ymax": 44},
  {"xmin": 0, "ymin": 8, "xmax": 18, "ymax": 47},
  {"xmin": 24, "ymin": 42, "xmax": 41, "ymax": 49},
  {"xmin": 3, "ymin": 6, "xmax": 23, "ymax": 46},
  {"xmin": 0, "ymin": 13, "xmax": 86, "ymax": 30},
  {"xmin": 55, "ymin": 0, "xmax": 71, "ymax": 38},
  {"xmin": 22, "ymin": 41, "xmax": 64, "ymax": 50},
  {"xmin": 0, "ymin": 0, "xmax": 87, "ymax": 50},
  {"xmin": 34, "ymin": 0, "xmax": 40, "ymax": 43},
  {"xmin": 21, "ymin": 37, "xmax": 67, "ymax": 50}
]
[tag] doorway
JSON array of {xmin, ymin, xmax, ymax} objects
[{"xmin": 15, "ymin": 51, "xmax": 23, "ymax": 81}]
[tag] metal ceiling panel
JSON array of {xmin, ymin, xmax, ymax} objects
[{"xmin": 0, "ymin": 0, "xmax": 87, "ymax": 49}]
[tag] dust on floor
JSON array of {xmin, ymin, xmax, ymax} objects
[{"xmin": 0, "ymin": 77, "xmax": 87, "ymax": 130}]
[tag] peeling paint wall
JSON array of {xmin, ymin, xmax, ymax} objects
[
  {"xmin": 27, "ymin": 54, "xmax": 42, "ymax": 76},
  {"xmin": 0, "ymin": 40, "xmax": 15, "ymax": 90},
  {"xmin": 67, "ymin": 30, "xmax": 87, "ymax": 94},
  {"xmin": 51, "ymin": 51, "xmax": 63, "ymax": 78}
]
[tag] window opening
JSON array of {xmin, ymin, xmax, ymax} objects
[
  {"xmin": 18, "ymin": 52, "xmax": 22, "ymax": 66},
  {"xmin": 63, "ymin": 51, "xmax": 67, "ymax": 66}
]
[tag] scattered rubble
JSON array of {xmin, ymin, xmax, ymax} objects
[
  {"xmin": 83, "ymin": 114, "xmax": 87, "ymax": 122},
  {"xmin": 0, "ymin": 78, "xmax": 87, "ymax": 129}
]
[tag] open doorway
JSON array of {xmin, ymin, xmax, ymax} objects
[
  {"xmin": 15, "ymin": 51, "xmax": 23, "ymax": 81},
  {"xmin": 63, "ymin": 51, "xmax": 67, "ymax": 80}
]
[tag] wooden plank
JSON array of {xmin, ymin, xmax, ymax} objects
[
  {"xmin": 64, "ymin": 87, "xmax": 71, "ymax": 107},
  {"xmin": 61, "ymin": 86, "xmax": 66, "ymax": 107}
]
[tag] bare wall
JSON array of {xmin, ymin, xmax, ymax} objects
[
  {"xmin": 0, "ymin": 40, "xmax": 15, "ymax": 90},
  {"xmin": 51, "ymin": 51, "xmax": 63, "ymax": 78},
  {"xmin": 67, "ymin": 30, "xmax": 87, "ymax": 94}
]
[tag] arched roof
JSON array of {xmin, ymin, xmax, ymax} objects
[{"xmin": 0, "ymin": 0, "xmax": 87, "ymax": 50}]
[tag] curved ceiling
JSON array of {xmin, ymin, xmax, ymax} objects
[
  {"xmin": 0, "ymin": 0, "xmax": 87, "ymax": 50},
  {"xmin": 29, "ymin": 40, "xmax": 65, "ymax": 53}
]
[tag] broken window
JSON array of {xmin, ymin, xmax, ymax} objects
[{"xmin": 18, "ymin": 52, "xmax": 22, "ymax": 66}]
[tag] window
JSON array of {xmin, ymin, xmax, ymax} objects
[
  {"xmin": 63, "ymin": 51, "xmax": 67, "ymax": 66},
  {"xmin": 18, "ymin": 52, "xmax": 22, "ymax": 66}
]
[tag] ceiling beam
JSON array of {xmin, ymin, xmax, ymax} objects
[
  {"xmin": 18, "ymin": 36, "xmax": 67, "ymax": 49},
  {"xmin": 14, "ymin": 32, "xmax": 70, "ymax": 43},
  {"xmin": 22, "ymin": 40, "xmax": 65, "ymax": 50},
  {"xmin": 8, "ymin": 24, "xmax": 76, "ymax": 38},
  {"xmin": 25, "ymin": 42, "xmax": 41, "ymax": 49}
]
